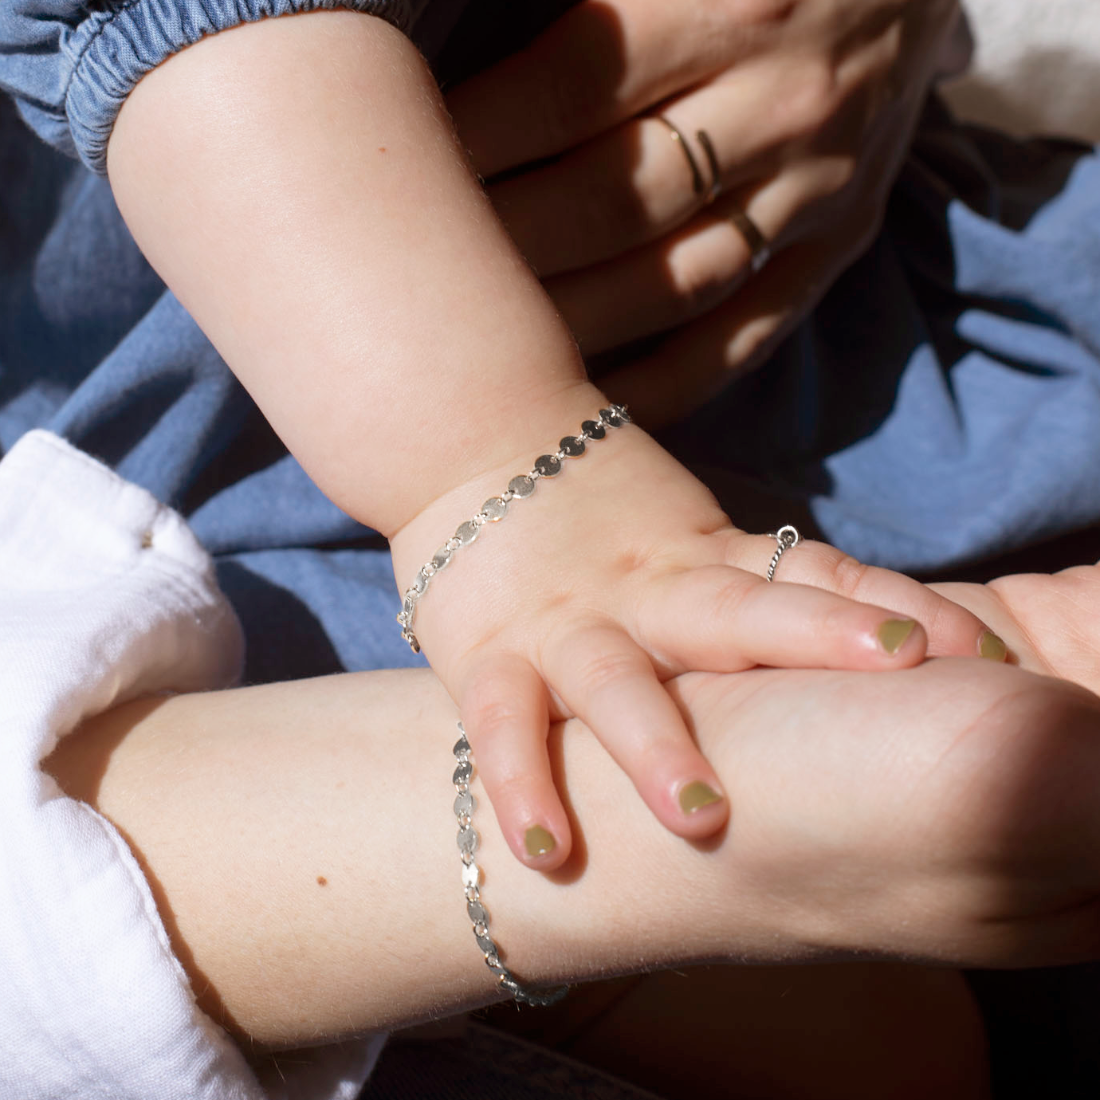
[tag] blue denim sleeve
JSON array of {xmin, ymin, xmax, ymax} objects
[{"xmin": 0, "ymin": 0, "xmax": 426, "ymax": 175}]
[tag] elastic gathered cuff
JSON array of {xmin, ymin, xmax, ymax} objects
[{"xmin": 66, "ymin": 0, "xmax": 419, "ymax": 175}]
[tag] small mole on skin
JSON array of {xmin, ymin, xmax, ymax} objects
[
  {"xmin": 378, "ymin": 146, "xmax": 387, "ymax": 153},
  {"xmin": 316, "ymin": 876, "xmax": 328, "ymax": 887}
]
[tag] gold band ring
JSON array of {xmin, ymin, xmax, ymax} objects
[
  {"xmin": 654, "ymin": 116, "xmax": 706, "ymax": 197},
  {"xmin": 729, "ymin": 208, "xmax": 771, "ymax": 274},
  {"xmin": 695, "ymin": 129, "xmax": 723, "ymax": 203}
]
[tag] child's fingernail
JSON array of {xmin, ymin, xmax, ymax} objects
[
  {"xmin": 979, "ymin": 630, "xmax": 1007, "ymax": 661},
  {"xmin": 679, "ymin": 781, "xmax": 723, "ymax": 815},
  {"xmin": 524, "ymin": 825, "xmax": 556, "ymax": 858},
  {"xmin": 877, "ymin": 618, "xmax": 916, "ymax": 655}
]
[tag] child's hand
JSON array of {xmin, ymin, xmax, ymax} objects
[{"xmin": 389, "ymin": 388, "xmax": 1003, "ymax": 871}]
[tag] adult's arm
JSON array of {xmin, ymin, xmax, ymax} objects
[{"xmin": 45, "ymin": 655, "xmax": 1100, "ymax": 1052}]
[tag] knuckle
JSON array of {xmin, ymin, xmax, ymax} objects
[
  {"xmin": 820, "ymin": 153, "xmax": 858, "ymax": 196},
  {"xmin": 779, "ymin": 63, "xmax": 840, "ymax": 141},
  {"xmin": 707, "ymin": 573, "xmax": 756, "ymax": 627},
  {"xmin": 464, "ymin": 691, "xmax": 528, "ymax": 747},
  {"xmin": 576, "ymin": 647, "xmax": 647, "ymax": 695},
  {"xmin": 818, "ymin": 549, "xmax": 873, "ymax": 602},
  {"xmin": 533, "ymin": 73, "xmax": 599, "ymax": 155},
  {"xmin": 667, "ymin": 245, "xmax": 738, "ymax": 318}
]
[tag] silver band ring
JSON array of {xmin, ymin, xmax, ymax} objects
[
  {"xmin": 765, "ymin": 525, "xmax": 801, "ymax": 582},
  {"xmin": 655, "ymin": 116, "xmax": 706, "ymax": 198},
  {"xmin": 730, "ymin": 208, "xmax": 772, "ymax": 274}
]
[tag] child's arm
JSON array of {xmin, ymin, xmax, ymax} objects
[{"xmin": 106, "ymin": 10, "xmax": 1001, "ymax": 870}]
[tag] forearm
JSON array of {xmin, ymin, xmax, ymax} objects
[
  {"xmin": 106, "ymin": 11, "xmax": 598, "ymax": 537},
  {"xmin": 44, "ymin": 670, "xmax": 749, "ymax": 1049},
  {"xmin": 46, "ymin": 652, "xmax": 1100, "ymax": 1052}
]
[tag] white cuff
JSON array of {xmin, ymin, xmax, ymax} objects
[{"xmin": 0, "ymin": 431, "xmax": 380, "ymax": 1100}]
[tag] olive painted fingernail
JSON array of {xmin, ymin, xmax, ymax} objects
[
  {"xmin": 679, "ymin": 781, "xmax": 723, "ymax": 815},
  {"xmin": 524, "ymin": 825, "xmax": 556, "ymax": 858},
  {"xmin": 878, "ymin": 618, "xmax": 916, "ymax": 655},
  {"xmin": 979, "ymin": 630, "xmax": 1007, "ymax": 662}
]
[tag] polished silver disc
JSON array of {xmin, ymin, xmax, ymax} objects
[
  {"xmin": 455, "ymin": 520, "xmax": 480, "ymax": 545},
  {"xmin": 508, "ymin": 475, "xmax": 535, "ymax": 498}
]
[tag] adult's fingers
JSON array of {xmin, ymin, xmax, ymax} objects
[
  {"xmin": 448, "ymin": 0, "xmax": 758, "ymax": 179},
  {"xmin": 540, "ymin": 621, "xmax": 729, "ymax": 839},
  {"xmin": 458, "ymin": 652, "xmax": 573, "ymax": 870},
  {"xmin": 636, "ymin": 564, "xmax": 930, "ymax": 674},
  {"xmin": 547, "ymin": 166, "xmax": 847, "ymax": 352},
  {"xmin": 599, "ymin": 212, "xmax": 871, "ymax": 427},
  {"xmin": 488, "ymin": 63, "xmax": 828, "ymax": 277}
]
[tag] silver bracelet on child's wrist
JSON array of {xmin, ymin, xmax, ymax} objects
[{"xmin": 397, "ymin": 405, "xmax": 631, "ymax": 652}]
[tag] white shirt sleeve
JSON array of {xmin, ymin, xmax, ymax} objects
[{"xmin": 0, "ymin": 430, "xmax": 383, "ymax": 1100}]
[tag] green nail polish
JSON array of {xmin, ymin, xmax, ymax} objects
[
  {"xmin": 524, "ymin": 825, "xmax": 556, "ymax": 858},
  {"xmin": 979, "ymin": 630, "xmax": 1007, "ymax": 662},
  {"xmin": 679, "ymin": 781, "xmax": 723, "ymax": 815},
  {"xmin": 878, "ymin": 618, "xmax": 916, "ymax": 655}
]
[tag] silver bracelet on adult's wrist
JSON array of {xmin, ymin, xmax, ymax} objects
[{"xmin": 453, "ymin": 723, "xmax": 569, "ymax": 1007}]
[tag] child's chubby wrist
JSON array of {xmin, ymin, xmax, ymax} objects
[
  {"xmin": 387, "ymin": 381, "xmax": 653, "ymax": 579},
  {"xmin": 386, "ymin": 405, "xmax": 733, "ymax": 666},
  {"xmin": 365, "ymin": 378, "xmax": 606, "ymax": 541}
]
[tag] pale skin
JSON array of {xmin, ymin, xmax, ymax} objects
[
  {"xmin": 105, "ymin": 8, "xmax": 1004, "ymax": 877},
  {"xmin": 66, "ymin": 6, "xmax": 1094, "ymax": 1094},
  {"xmin": 45, "ymin": 560, "xmax": 1100, "ymax": 1097},
  {"xmin": 448, "ymin": 0, "xmax": 971, "ymax": 419}
]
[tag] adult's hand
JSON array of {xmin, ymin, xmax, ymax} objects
[
  {"xmin": 46, "ymin": 651, "xmax": 1100, "ymax": 1050},
  {"xmin": 933, "ymin": 559, "xmax": 1100, "ymax": 700},
  {"xmin": 448, "ymin": 0, "xmax": 970, "ymax": 425}
]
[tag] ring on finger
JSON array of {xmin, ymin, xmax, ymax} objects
[
  {"xmin": 695, "ymin": 129, "xmax": 723, "ymax": 203},
  {"xmin": 765, "ymin": 525, "xmax": 801, "ymax": 582},
  {"xmin": 655, "ymin": 116, "xmax": 724, "ymax": 204},
  {"xmin": 654, "ymin": 115, "xmax": 707, "ymax": 198},
  {"xmin": 729, "ymin": 207, "xmax": 771, "ymax": 275}
]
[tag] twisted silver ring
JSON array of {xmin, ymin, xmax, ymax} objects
[{"xmin": 765, "ymin": 525, "xmax": 801, "ymax": 582}]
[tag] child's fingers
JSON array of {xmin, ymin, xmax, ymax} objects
[
  {"xmin": 727, "ymin": 536, "xmax": 1007, "ymax": 661},
  {"xmin": 540, "ymin": 622, "xmax": 728, "ymax": 840},
  {"xmin": 638, "ymin": 565, "xmax": 930, "ymax": 673},
  {"xmin": 458, "ymin": 653, "xmax": 572, "ymax": 871}
]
